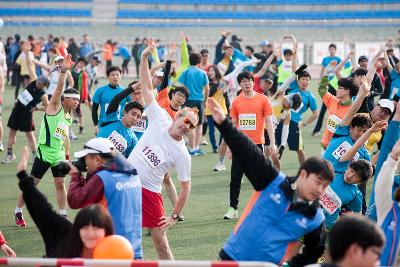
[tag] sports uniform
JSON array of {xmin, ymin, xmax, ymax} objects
[{"xmin": 127, "ymin": 101, "xmax": 191, "ymax": 227}]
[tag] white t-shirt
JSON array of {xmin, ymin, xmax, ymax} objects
[
  {"xmin": 127, "ymin": 100, "xmax": 191, "ymax": 193},
  {"xmin": 46, "ymin": 70, "xmax": 64, "ymax": 95}
]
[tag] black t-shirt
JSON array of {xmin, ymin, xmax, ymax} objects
[{"xmin": 15, "ymin": 81, "xmax": 45, "ymax": 111}]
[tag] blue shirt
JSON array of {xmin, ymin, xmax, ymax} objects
[
  {"xmin": 116, "ymin": 46, "xmax": 131, "ymax": 60},
  {"xmin": 288, "ymin": 80, "xmax": 318, "ymax": 123},
  {"xmin": 92, "ymin": 84, "xmax": 130, "ymax": 126},
  {"xmin": 97, "ymin": 112, "xmax": 138, "ymax": 158},
  {"xmin": 390, "ymin": 69, "xmax": 400, "ymax": 100},
  {"xmin": 322, "ymin": 56, "xmax": 342, "ymax": 67},
  {"xmin": 323, "ymin": 126, "xmax": 371, "ymax": 173},
  {"xmin": 178, "ymin": 66, "xmax": 209, "ymax": 101},
  {"xmin": 79, "ymin": 42, "xmax": 94, "ymax": 57},
  {"xmin": 324, "ymin": 171, "xmax": 363, "ymax": 229}
]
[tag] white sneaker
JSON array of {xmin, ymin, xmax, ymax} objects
[
  {"xmin": 213, "ymin": 162, "xmax": 226, "ymax": 171},
  {"xmin": 224, "ymin": 207, "xmax": 238, "ymax": 220},
  {"xmin": 0, "ymin": 142, "xmax": 3, "ymax": 152},
  {"xmin": 2, "ymin": 154, "xmax": 16, "ymax": 164}
]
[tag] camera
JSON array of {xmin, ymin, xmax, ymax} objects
[{"xmin": 55, "ymin": 158, "xmax": 87, "ymax": 176}]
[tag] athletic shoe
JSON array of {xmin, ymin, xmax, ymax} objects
[
  {"xmin": 212, "ymin": 148, "xmax": 218, "ymax": 153},
  {"xmin": 72, "ymin": 119, "xmax": 79, "ymax": 125},
  {"xmin": 213, "ymin": 162, "xmax": 226, "ymax": 171},
  {"xmin": 194, "ymin": 149, "xmax": 207, "ymax": 156},
  {"xmin": 178, "ymin": 214, "xmax": 185, "ymax": 222},
  {"xmin": 201, "ymin": 140, "xmax": 208, "ymax": 146},
  {"xmin": 69, "ymin": 132, "xmax": 78, "ymax": 141},
  {"xmin": 2, "ymin": 154, "xmax": 16, "ymax": 164},
  {"xmin": 223, "ymin": 207, "xmax": 238, "ymax": 220},
  {"xmin": 188, "ymin": 149, "xmax": 197, "ymax": 156},
  {"xmin": 311, "ymin": 131, "xmax": 320, "ymax": 137},
  {"xmin": 15, "ymin": 212, "xmax": 26, "ymax": 227},
  {"xmin": 0, "ymin": 142, "xmax": 3, "ymax": 152}
]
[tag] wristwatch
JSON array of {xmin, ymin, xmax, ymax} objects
[{"xmin": 171, "ymin": 213, "xmax": 179, "ymax": 220}]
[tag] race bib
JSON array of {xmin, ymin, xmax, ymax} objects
[
  {"xmin": 327, "ymin": 114, "xmax": 342, "ymax": 133},
  {"xmin": 281, "ymin": 61, "xmax": 292, "ymax": 72},
  {"xmin": 53, "ymin": 121, "xmax": 69, "ymax": 141},
  {"xmin": 108, "ymin": 130, "xmax": 127, "ymax": 153},
  {"xmin": 18, "ymin": 89, "xmax": 34, "ymax": 106},
  {"xmin": 332, "ymin": 140, "xmax": 360, "ymax": 162},
  {"xmin": 131, "ymin": 118, "xmax": 147, "ymax": 133},
  {"xmin": 332, "ymin": 141, "xmax": 352, "ymax": 159},
  {"xmin": 139, "ymin": 141, "xmax": 165, "ymax": 169},
  {"xmin": 239, "ymin": 114, "xmax": 256, "ymax": 130},
  {"xmin": 320, "ymin": 186, "xmax": 342, "ymax": 215}
]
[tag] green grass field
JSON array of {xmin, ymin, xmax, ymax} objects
[{"xmin": 0, "ymin": 79, "xmax": 352, "ymax": 260}]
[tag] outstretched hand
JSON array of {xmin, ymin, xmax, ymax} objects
[
  {"xmin": 207, "ymin": 98, "xmax": 226, "ymax": 125},
  {"xmin": 371, "ymin": 120, "xmax": 388, "ymax": 132},
  {"xmin": 360, "ymin": 75, "xmax": 371, "ymax": 96},
  {"xmin": 142, "ymin": 38, "xmax": 155, "ymax": 57},
  {"xmin": 17, "ymin": 146, "xmax": 30, "ymax": 173},
  {"xmin": 166, "ymin": 42, "xmax": 177, "ymax": 61}
]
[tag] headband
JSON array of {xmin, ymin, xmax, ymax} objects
[{"xmin": 63, "ymin": 93, "xmax": 80, "ymax": 100}]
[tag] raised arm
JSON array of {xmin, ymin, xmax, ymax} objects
[
  {"xmin": 383, "ymin": 49, "xmax": 393, "ymax": 73},
  {"xmin": 32, "ymin": 58, "xmax": 50, "ymax": 71},
  {"xmin": 339, "ymin": 120, "xmax": 387, "ymax": 162},
  {"xmin": 366, "ymin": 47, "xmax": 384, "ymax": 84},
  {"xmin": 335, "ymin": 50, "xmax": 355, "ymax": 79},
  {"xmin": 376, "ymin": 140, "xmax": 400, "ymax": 226},
  {"xmin": 159, "ymin": 42, "xmax": 176, "ymax": 92},
  {"xmin": 140, "ymin": 39, "xmax": 156, "ymax": 106},
  {"xmin": 340, "ymin": 76, "xmax": 370, "ymax": 127},
  {"xmin": 318, "ymin": 61, "xmax": 336, "ymax": 98},
  {"xmin": 47, "ymin": 54, "xmax": 73, "ymax": 114},
  {"xmin": 106, "ymin": 83, "xmax": 137, "ymax": 115},
  {"xmin": 291, "ymin": 42, "xmax": 299, "ymax": 72},
  {"xmin": 209, "ymin": 98, "xmax": 279, "ymax": 191},
  {"xmin": 254, "ymin": 50, "xmax": 276, "ymax": 78}
]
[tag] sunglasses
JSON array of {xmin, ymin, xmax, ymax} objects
[{"xmin": 183, "ymin": 118, "xmax": 196, "ymax": 129}]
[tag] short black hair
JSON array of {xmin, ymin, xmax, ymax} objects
[
  {"xmin": 237, "ymin": 71, "xmax": 254, "ymax": 84},
  {"xmin": 298, "ymin": 156, "xmax": 334, "ymax": 182},
  {"xmin": 338, "ymin": 78, "xmax": 359, "ymax": 97},
  {"xmin": 53, "ymin": 37, "xmax": 59, "ymax": 43},
  {"xmin": 283, "ymin": 49, "xmax": 293, "ymax": 56},
  {"xmin": 350, "ymin": 114, "xmax": 372, "ymax": 129},
  {"xmin": 329, "ymin": 43, "xmax": 337, "ymax": 50},
  {"xmin": 245, "ymin": 46, "xmax": 254, "ymax": 54},
  {"xmin": 189, "ymin": 53, "xmax": 201, "ymax": 66},
  {"xmin": 124, "ymin": 101, "xmax": 144, "ymax": 113},
  {"xmin": 76, "ymin": 57, "xmax": 87, "ymax": 65},
  {"xmin": 200, "ymin": 48, "xmax": 208, "ymax": 55},
  {"xmin": 298, "ymin": 71, "xmax": 311, "ymax": 79},
  {"xmin": 169, "ymin": 82, "xmax": 190, "ymax": 99},
  {"xmin": 106, "ymin": 66, "xmax": 122, "ymax": 76},
  {"xmin": 329, "ymin": 214, "xmax": 384, "ymax": 262},
  {"xmin": 349, "ymin": 159, "xmax": 374, "ymax": 182},
  {"xmin": 352, "ymin": 67, "xmax": 368, "ymax": 77},
  {"xmin": 64, "ymin": 88, "xmax": 79, "ymax": 95}
]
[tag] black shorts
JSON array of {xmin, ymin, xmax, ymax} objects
[
  {"xmin": 275, "ymin": 120, "xmax": 303, "ymax": 151},
  {"xmin": 184, "ymin": 100, "xmax": 204, "ymax": 124},
  {"xmin": 264, "ymin": 129, "xmax": 271, "ymax": 146},
  {"xmin": 75, "ymin": 102, "xmax": 82, "ymax": 116},
  {"xmin": 7, "ymin": 107, "xmax": 34, "ymax": 132},
  {"xmin": 30, "ymin": 156, "xmax": 66, "ymax": 179}
]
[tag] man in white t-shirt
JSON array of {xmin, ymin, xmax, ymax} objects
[{"xmin": 127, "ymin": 39, "xmax": 197, "ymax": 260}]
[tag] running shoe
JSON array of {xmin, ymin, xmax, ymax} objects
[
  {"xmin": 213, "ymin": 162, "xmax": 226, "ymax": 171},
  {"xmin": 0, "ymin": 142, "xmax": 3, "ymax": 152},
  {"xmin": 201, "ymin": 139, "xmax": 208, "ymax": 146},
  {"xmin": 69, "ymin": 132, "xmax": 78, "ymax": 140},
  {"xmin": 177, "ymin": 214, "xmax": 185, "ymax": 222},
  {"xmin": 2, "ymin": 154, "xmax": 16, "ymax": 164},
  {"xmin": 15, "ymin": 212, "xmax": 26, "ymax": 227},
  {"xmin": 223, "ymin": 207, "xmax": 238, "ymax": 220},
  {"xmin": 188, "ymin": 149, "xmax": 197, "ymax": 156},
  {"xmin": 194, "ymin": 149, "xmax": 207, "ymax": 156}
]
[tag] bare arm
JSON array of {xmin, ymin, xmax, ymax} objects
[
  {"xmin": 150, "ymin": 61, "xmax": 166, "ymax": 77},
  {"xmin": 383, "ymin": 49, "xmax": 393, "ymax": 73},
  {"xmin": 366, "ymin": 47, "xmax": 384, "ymax": 84},
  {"xmin": 32, "ymin": 59, "xmax": 50, "ymax": 71},
  {"xmin": 140, "ymin": 39, "xmax": 156, "ymax": 106},
  {"xmin": 291, "ymin": 42, "xmax": 299, "ymax": 72},
  {"xmin": 66, "ymin": 71, "xmax": 74, "ymax": 89},
  {"xmin": 203, "ymin": 84, "xmax": 210, "ymax": 104},
  {"xmin": 173, "ymin": 181, "xmax": 191, "ymax": 215},
  {"xmin": 340, "ymin": 121, "xmax": 387, "ymax": 162},
  {"xmin": 340, "ymin": 76, "xmax": 370, "ymax": 127},
  {"xmin": 302, "ymin": 109, "xmax": 319, "ymax": 128},
  {"xmin": 23, "ymin": 45, "xmax": 37, "ymax": 83},
  {"xmin": 335, "ymin": 51, "xmax": 355, "ymax": 78},
  {"xmin": 265, "ymin": 115, "xmax": 276, "ymax": 149},
  {"xmin": 254, "ymin": 51, "xmax": 276, "ymax": 78}
]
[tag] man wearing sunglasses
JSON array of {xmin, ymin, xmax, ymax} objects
[
  {"xmin": 67, "ymin": 137, "xmax": 143, "ymax": 259},
  {"xmin": 127, "ymin": 39, "xmax": 197, "ymax": 260}
]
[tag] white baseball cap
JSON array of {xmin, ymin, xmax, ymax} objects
[
  {"xmin": 378, "ymin": 99, "xmax": 394, "ymax": 114},
  {"xmin": 54, "ymin": 55, "xmax": 64, "ymax": 62},
  {"xmin": 74, "ymin": 138, "xmax": 115, "ymax": 158}
]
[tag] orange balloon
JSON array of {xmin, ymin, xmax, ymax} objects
[{"xmin": 93, "ymin": 235, "xmax": 134, "ymax": 259}]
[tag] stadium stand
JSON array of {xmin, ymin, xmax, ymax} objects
[{"xmin": 119, "ymin": 0, "xmax": 400, "ymax": 4}]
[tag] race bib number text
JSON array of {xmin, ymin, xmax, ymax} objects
[
  {"xmin": 239, "ymin": 114, "xmax": 256, "ymax": 130},
  {"xmin": 332, "ymin": 140, "xmax": 360, "ymax": 162},
  {"xmin": 54, "ymin": 121, "xmax": 69, "ymax": 141},
  {"xmin": 108, "ymin": 130, "xmax": 127, "ymax": 153},
  {"xmin": 131, "ymin": 118, "xmax": 147, "ymax": 133},
  {"xmin": 327, "ymin": 114, "xmax": 342, "ymax": 133},
  {"xmin": 139, "ymin": 141, "xmax": 165, "ymax": 169},
  {"xmin": 320, "ymin": 186, "xmax": 342, "ymax": 215}
]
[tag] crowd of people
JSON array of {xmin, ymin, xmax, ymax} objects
[{"xmin": 0, "ymin": 29, "xmax": 400, "ymax": 267}]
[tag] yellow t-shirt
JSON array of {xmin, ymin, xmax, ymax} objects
[
  {"xmin": 205, "ymin": 88, "xmax": 227, "ymax": 116},
  {"xmin": 366, "ymin": 131, "xmax": 382, "ymax": 154},
  {"xmin": 16, "ymin": 52, "xmax": 35, "ymax": 76}
]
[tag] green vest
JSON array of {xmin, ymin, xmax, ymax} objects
[
  {"xmin": 38, "ymin": 107, "xmax": 71, "ymax": 150},
  {"xmin": 278, "ymin": 60, "xmax": 292, "ymax": 84},
  {"xmin": 329, "ymin": 66, "xmax": 352, "ymax": 90}
]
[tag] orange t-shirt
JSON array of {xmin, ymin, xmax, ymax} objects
[
  {"xmin": 103, "ymin": 44, "xmax": 113, "ymax": 61},
  {"xmin": 230, "ymin": 92, "xmax": 273, "ymax": 144},
  {"xmin": 321, "ymin": 92, "xmax": 351, "ymax": 148},
  {"xmin": 157, "ymin": 87, "xmax": 176, "ymax": 119}
]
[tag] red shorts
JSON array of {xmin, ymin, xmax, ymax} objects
[{"xmin": 142, "ymin": 187, "xmax": 165, "ymax": 228}]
